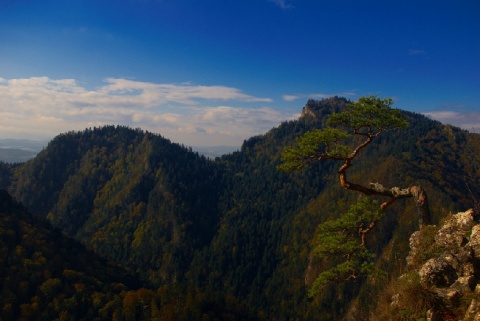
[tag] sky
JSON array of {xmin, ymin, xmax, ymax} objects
[{"xmin": 1, "ymin": 0, "xmax": 479, "ymax": 147}]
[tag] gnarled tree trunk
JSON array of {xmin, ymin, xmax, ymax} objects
[{"xmin": 339, "ymin": 164, "xmax": 432, "ymax": 228}]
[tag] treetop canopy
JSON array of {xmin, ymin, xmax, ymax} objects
[
  {"xmin": 278, "ymin": 95, "xmax": 409, "ymax": 172},
  {"xmin": 328, "ymin": 96, "xmax": 409, "ymax": 135}
]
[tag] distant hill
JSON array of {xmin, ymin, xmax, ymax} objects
[
  {"xmin": 191, "ymin": 145, "xmax": 239, "ymax": 158},
  {"xmin": 2, "ymin": 97, "xmax": 479, "ymax": 320},
  {"xmin": 0, "ymin": 148, "xmax": 37, "ymax": 163},
  {"xmin": 0, "ymin": 139, "xmax": 46, "ymax": 163},
  {"xmin": 0, "ymin": 138, "xmax": 236, "ymax": 162}
]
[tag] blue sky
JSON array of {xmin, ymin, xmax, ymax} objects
[{"xmin": 1, "ymin": 0, "xmax": 479, "ymax": 146}]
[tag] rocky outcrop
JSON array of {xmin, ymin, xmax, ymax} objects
[
  {"xmin": 406, "ymin": 209, "xmax": 480, "ymax": 320},
  {"xmin": 300, "ymin": 105, "xmax": 318, "ymax": 119}
]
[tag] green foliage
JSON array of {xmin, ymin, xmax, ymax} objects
[
  {"xmin": 278, "ymin": 128, "xmax": 351, "ymax": 172},
  {"xmin": 279, "ymin": 96, "xmax": 412, "ymax": 299},
  {"xmin": 279, "ymin": 96, "xmax": 409, "ymax": 173},
  {"xmin": 0, "ymin": 189, "xmax": 262, "ymax": 321},
  {"xmin": 0, "ymin": 189, "xmax": 137, "ymax": 321},
  {"xmin": 328, "ymin": 96, "xmax": 409, "ymax": 133},
  {"xmin": 309, "ymin": 198, "xmax": 385, "ymax": 297},
  {"xmin": 8, "ymin": 126, "xmax": 223, "ymax": 286}
]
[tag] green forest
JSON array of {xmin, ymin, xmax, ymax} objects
[{"xmin": 1, "ymin": 97, "xmax": 479, "ymax": 320}]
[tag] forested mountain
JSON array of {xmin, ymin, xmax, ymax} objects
[
  {"xmin": 0, "ymin": 190, "xmax": 260, "ymax": 321},
  {"xmin": 0, "ymin": 188, "xmax": 138, "ymax": 320},
  {"xmin": 1, "ymin": 97, "xmax": 478, "ymax": 320}
]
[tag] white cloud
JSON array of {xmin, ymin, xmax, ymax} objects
[
  {"xmin": 282, "ymin": 91, "xmax": 357, "ymax": 102},
  {"xmin": 423, "ymin": 111, "xmax": 480, "ymax": 132},
  {"xmin": 97, "ymin": 78, "xmax": 273, "ymax": 105},
  {"xmin": 0, "ymin": 76, "xmax": 292, "ymax": 146},
  {"xmin": 282, "ymin": 94, "xmax": 300, "ymax": 102}
]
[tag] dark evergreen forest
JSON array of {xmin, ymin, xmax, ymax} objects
[{"xmin": 1, "ymin": 97, "xmax": 478, "ymax": 320}]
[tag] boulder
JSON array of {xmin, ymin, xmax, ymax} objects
[
  {"xmin": 435, "ymin": 209, "xmax": 474, "ymax": 248},
  {"xmin": 419, "ymin": 257, "xmax": 458, "ymax": 287}
]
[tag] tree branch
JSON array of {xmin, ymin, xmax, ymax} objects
[
  {"xmin": 358, "ymin": 220, "xmax": 377, "ymax": 247},
  {"xmin": 341, "ymin": 177, "xmax": 432, "ymax": 228}
]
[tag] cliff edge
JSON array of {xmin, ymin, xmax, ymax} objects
[{"xmin": 395, "ymin": 209, "xmax": 480, "ymax": 320}]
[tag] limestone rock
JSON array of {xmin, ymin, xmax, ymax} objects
[
  {"xmin": 300, "ymin": 106, "xmax": 317, "ymax": 119},
  {"xmin": 443, "ymin": 248, "xmax": 474, "ymax": 277},
  {"xmin": 406, "ymin": 230, "xmax": 422, "ymax": 268},
  {"xmin": 435, "ymin": 288, "xmax": 461, "ymax": 306},
  {"xmin": 463, "ymin": 299, "xmax": 480, "ymax": 321},
  {"xmin": 469, "ymin": 225, "xmax": 480, "ymax": 260},
  {"xmin": 406, "ymin": 209, "xmax": 480, "ymax": 320},
  {"xmin": 452, "ymin": 275, "xmax": 476, "ymax": 292},
  {"xmin": 435, "ymin": 209, "xmax": 474, "ymax": 248},
  {"xmin": 419, "ymin": 257, "xmax": 458, "ymax": 286}
]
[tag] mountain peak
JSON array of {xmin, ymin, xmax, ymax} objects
[
  {"xmin": 300, "ymin": 105, "xmax": 318, "ymax": 119},
  {"xmin": 299, "ymin": 97, "xmax": 349, "ymax": 121}
]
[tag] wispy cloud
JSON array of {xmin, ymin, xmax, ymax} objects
[
  {"xmin": 269, "ymin": 0, "xmax": 293, "ymax": 9},
  {"xmin": 0, "ymin": 77, "xmax": 293, "ymax": 146},
  {"xmin": 423, "ymin": 110, "xmax": 480, "ymax": 132},
  {"xmin": 282, "ymin": 91, "xmax": 357, "ymax": 102},
  {"xmin": 282, "ymin": 94, "xmax": 300, "ymax": 102},
  {"xmin": 408, "ymin": 49, "xmax": 427, "ymax": 56}
]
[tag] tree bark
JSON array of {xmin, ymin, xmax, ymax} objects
[
  {"xmin": 339, "ymin": 164, "xmax": 432, "ymax": 227},
  {"xmin": 409, "ymin": 185, "xmax": 432, "ymax": 226},
  {"xmin": 334, "ymin": 133, "xmax": 432, "ymax": 228},
  {"xmin": 367, "ymin": 182, "xmax": 432, "ymax": 227}
]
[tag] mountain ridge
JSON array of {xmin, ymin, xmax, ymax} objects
[
  {"xmin": 1, "ymin": 96, "xmax": 479, "ymax": 320},
  {"xmin": 0, "ymin": 137, "xmax": 239, "ymax": 163}
]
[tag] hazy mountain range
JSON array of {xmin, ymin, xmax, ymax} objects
[
  {"xmin": 0, "ymin": 138, "xmax": 238, "ymax": 163},
  {"xmin": 0, "ymin": 139, "xmax": 47, "ymax": 163}
]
